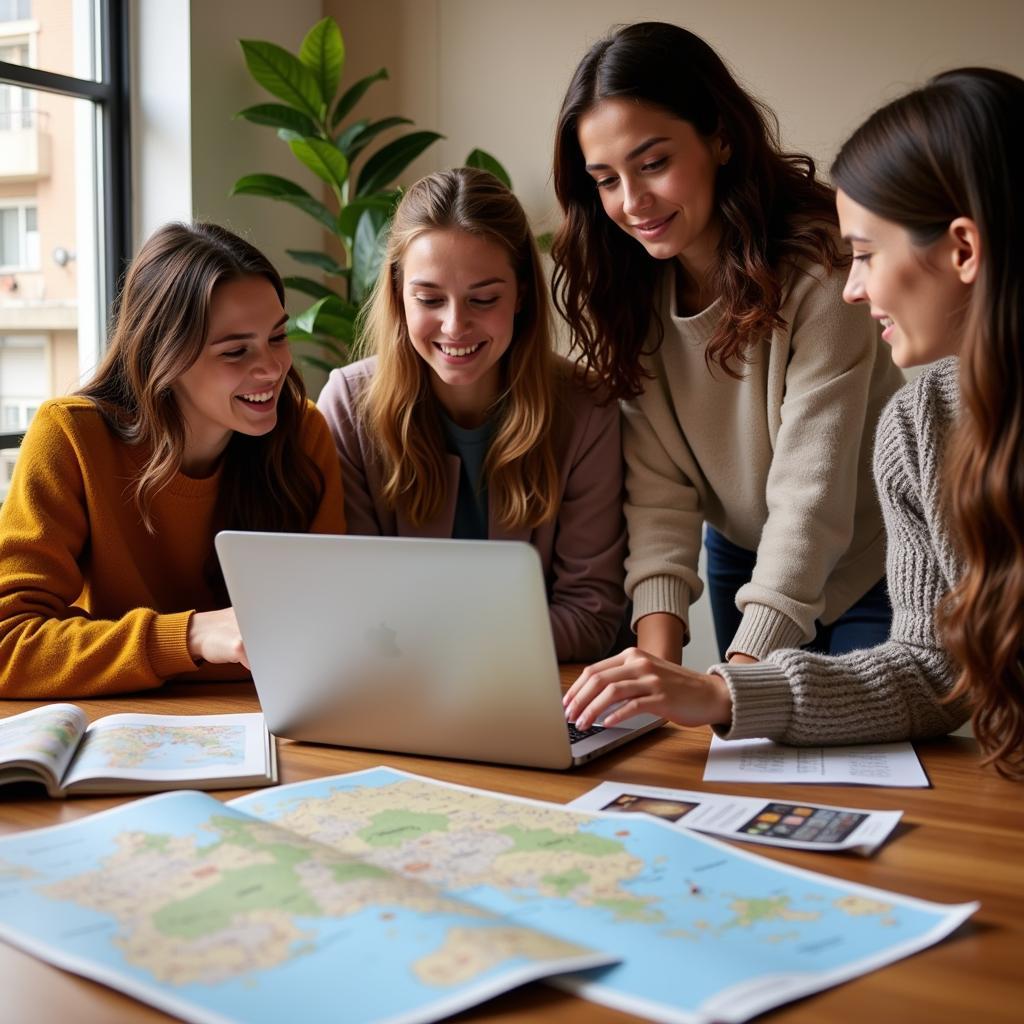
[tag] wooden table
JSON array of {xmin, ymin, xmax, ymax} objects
[{"xmin": 0, "ymin": 673, "xmax": 1021, "ymax": 1023}]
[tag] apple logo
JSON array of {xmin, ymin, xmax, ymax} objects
[{"xmin": 365, "ymin": 622, "xmax": 401, "ymax": 658}]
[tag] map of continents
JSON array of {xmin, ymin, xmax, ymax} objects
[{"xmin": 234, "ymin": 767, "xmax": 968, "ymax": 1019}]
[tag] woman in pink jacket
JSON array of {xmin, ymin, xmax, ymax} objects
[{"xmin": 318, "ymin": 168, "xmax": 626, "ymax": 661}]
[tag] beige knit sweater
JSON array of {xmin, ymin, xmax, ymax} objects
[
  {"xmin": 623, "ymin": 260, "xmax": 904, "ymax": 658},
  {"xmin": 711, "ymin": 358, "xmax": 970, "ymax": 744}
]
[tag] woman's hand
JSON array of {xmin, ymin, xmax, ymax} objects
[
  {"xmin": 187, "ymin": 608, "xmax": 250, "ymax": 668},
  {"xmin": 728, "ymin": 652, "xmax": 759, "ymax": 665},
  {"xmin": 563, "ymin": 647, "xmax": 733, "ymax": 730}
]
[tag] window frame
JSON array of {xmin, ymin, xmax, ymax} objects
[{"xmin": 0, "ymin": 0, "xmax": 129, "ymax": 451}]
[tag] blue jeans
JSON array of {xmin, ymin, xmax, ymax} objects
[{"xmin": 704, "ymin": 525, "xmax": 891, "ymax": 661}]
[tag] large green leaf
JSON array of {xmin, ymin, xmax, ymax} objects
[
  {"xmin": 230, "ymin": 174, "xmax": 338, "ymax": 233},
  {"xmin": 236, "ymin": 103, "xmax": 317, "ymax": 136},
  {"xmin": 465, "ymin": 148, "xmax": 512, "ymax": 188},
  {"xmin": 336, "ymin": 118, "xmax": 369, "ymax": 155},
  {"xmin": 299, "ymin": 18, "xmax": 344, "ymax": 107},
  {"xmin": 289, "ymin": 137, "xmax": 349, "ymax": 190},
  {"xmin": 345, "ymin": 116, "xmax": 412, "ymax": 162},
  {"xmin": 350, "ymin": 206, "xmax": 390, "ymax": 302},
  {"xmin": 295, "ymin": 295, "xmax": 357, "ymax": 341},
  {"xmin": 282, "ymin": 275, "xmax": 341, "ymax": 301},
  {"xmin": 240, "ymin": 40, "xmax": 324, "ymax": 120},
  {"xmin": 331, "ymin": 67, "xmax": 387, "ymax": 129},
  {"xmin": 337, "ymin": 194, "xmax": 398, "ymax": 241},
  {"xmin": 286, "ymin": 250, "xmax": 348, "ymax": 276},
  {"xmin": 356, "ymin": 131, "xmax": 443, "ymax": 197}
]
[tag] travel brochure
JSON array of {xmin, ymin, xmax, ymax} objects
[
  {"xmin": 569, "ymin": 779, "xmax": 902, "ymax": 855},
  {"xmin": 0, "ymin": 704, "xmax": 276, "ymax": 796},
  {"xmin": 0, "ymin": 766, "xmax": 975, "ymax": 1024}
]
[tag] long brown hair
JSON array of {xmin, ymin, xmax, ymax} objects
[
  {"xmin": 79, "ymin": 222, "xmax": 324, "ymax": 577},
  {"xmin": 833, "ymin": 68, "xmax": 1024, "ymax": 778},
  {"xmin": 551, "ymin": 21, "xmax": 843, "ymax": 398},
  {"xmin": 359, "ymin": 168, "xmax": 560, "ymax": 530}
]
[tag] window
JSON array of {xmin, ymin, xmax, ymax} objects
[
  {"xmin": 0, "ymin": 0, "xmax": 129, "ymax": 485},
  {"xmin": 0, "ymin": 203, "xmax": 39, "ymax": 269},
  {"xmin": 0, "ymin": 1, "xmax": 31, "ymax": 23}
]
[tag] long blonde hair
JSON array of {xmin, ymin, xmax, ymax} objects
[{"xmin": 360, "ymin": 168, "xmax": 560, "ymax": 530}]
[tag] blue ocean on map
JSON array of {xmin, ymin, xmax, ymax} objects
[{"xmin": 73, "ymin": 726, "xmax": 247, "ymax": 773}]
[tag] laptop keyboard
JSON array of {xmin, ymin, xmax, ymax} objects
[{"xmin": 567, "ymin": 722, "xmax": 605, "ymax": 744}]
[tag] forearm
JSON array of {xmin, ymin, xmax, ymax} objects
[
  {"xmin": 0, "ymin": 607, "xmax": 195, "ymax": 698},
  {"xmin": 710, "ymin": 640, "xmax": 968, "ymax": 745},
  {"xmin": 636, "ymin": 612, "xmax": 685, "ymax": 663}
]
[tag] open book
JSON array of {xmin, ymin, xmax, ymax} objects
[
  {"xmin": 0, "ymin": 766, "xmax": 976, "ymax": 1024},
  {"xmin": 0, "ymin": 703, "xmax": 276, "ymax": 796}
]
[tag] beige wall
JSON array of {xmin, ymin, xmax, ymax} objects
[{"xmin": 328, "ymin": 0, "xmax": 1024, "ymax": 231}]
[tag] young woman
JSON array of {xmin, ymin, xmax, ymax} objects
[
  {"xmin": 0, "ymin": 222, "xmax": 346, "ymax": 698},
  {"xmin": 317, "ymin": 167, "xmax": 626, "ymax": 662},
  {"xmin": 552, "ymin": 22, "xmax": 904, "ymax": 664},
  {"xmin": 565, "ymin": 67, "xmax": 1024, "ymax": 779}
]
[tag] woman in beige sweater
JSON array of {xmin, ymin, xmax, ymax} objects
[{"xmin": 551, "ymin": 22, "xmax": 903, "ymax": 665}]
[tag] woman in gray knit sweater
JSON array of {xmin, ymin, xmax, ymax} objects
[{"xmin": 566, "ymin": 68, "xmax": 1024, "ymax": 779}]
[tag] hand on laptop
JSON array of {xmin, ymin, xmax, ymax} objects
[
  {"xmin": 564, "ymin": 648, "xmax": 733, "ymax": 730},
  {"xmin": 186, "ymin": 607, "xmax": 250, "ymax": 669}
]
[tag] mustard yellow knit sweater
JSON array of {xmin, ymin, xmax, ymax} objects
[{"xmin": 0, "ymin": 397, "xmax": 345, "ymax": 697}]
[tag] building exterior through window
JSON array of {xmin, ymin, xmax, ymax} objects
[{"xmin": 0, "ymin": 0, "xmax": 128, "ymax": 497}]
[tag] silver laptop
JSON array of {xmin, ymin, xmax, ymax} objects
[{"xmin": 215, "ymin": 532, "xmax": 662, "ymax": 769}]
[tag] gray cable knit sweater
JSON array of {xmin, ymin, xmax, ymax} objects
[{"xmin": 711, "ymin": 358, "xmax": 971, "ymax": 744}]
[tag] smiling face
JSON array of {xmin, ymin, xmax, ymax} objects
[
  {"xmin": 576, "ymin": 97, "xmax": 728, "ymax": 278},
  {"xmin": 401, "ymin": 228, "xmax": 519, "ymax": 426},
  {"xmin": 837, "ymin": 189, "xmax": 974, "ymax": 368},
  {"xmin": 172, "ymin": 274, "xmax": 291, "ymax": 475}
]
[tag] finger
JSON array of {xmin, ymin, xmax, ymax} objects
[
  {"xmin": 563, "ymin": 651, "xmax": 630, "ymax": 705},
  {"xmin": 564, "ymin": 655, "xmax": 653, "ymax": 719},
  {"xmin": 564, "ymin": 662, "xmax": 638, "ymax": 718},
  {"xmin": 600, "ymin": 692, "xmax": 665, "ymax": 727},
  {"xmin": 573, "ymin": 678, "xmax": 656, "ymax": 731}
]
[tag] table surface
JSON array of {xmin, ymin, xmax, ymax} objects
[{"xmin": 0, "ymin": 671, "xmax": 1021, "ymax": 1023}]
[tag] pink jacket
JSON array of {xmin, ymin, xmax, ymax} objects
[{"xmin": 317, "ymin": 356, "xmax": 627, "ymax": 661}]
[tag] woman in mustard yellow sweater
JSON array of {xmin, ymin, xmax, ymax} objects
[{"xmin": 0, "ymin": 222, "xmax": 346, "ymax": 697}]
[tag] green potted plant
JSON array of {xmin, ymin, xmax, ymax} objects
[{"xmin": 230, "ymin": 18, "xmax": 510, "ymax": 373}]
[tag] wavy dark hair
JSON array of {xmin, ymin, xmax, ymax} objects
[
  {"xmin": 552, "ymin": 21, "xmax": 843, "ymax": 397},
  {"xmin": 79, "ymin": 222, "xmax": 324, "ymax": 597},
  {"xmin": 832, "ymin": 67, "xmax": 1024, "ymax": 779}
]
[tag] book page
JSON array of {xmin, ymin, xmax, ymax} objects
[
  {"xmin": 61, "ymin": 712, "xmax": 270, "ymax": 790},
  {"xmin": 0, "ymin": 704, "xmax": 87, "ymax": 789}
]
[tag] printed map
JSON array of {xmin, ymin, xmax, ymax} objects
[
  {"xmin": 0, "ymin": 767, "xmax": 973, "ymax": 1024},
  {"xmin": 0, "ymin": 790, "xmax": 605, "ymax": 1024},
  {"xmin": 74, "ymin": 724, "xmax": 247, "ymax": 773},
  {"xmin": 233, "ymin": 768, "xmax": 974, "ymax": 1021},
  {"xmin": 0, "ymin": 706, "xmax": 82, "ymax": 765}
]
